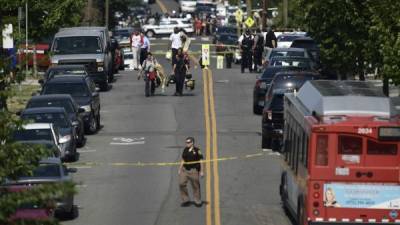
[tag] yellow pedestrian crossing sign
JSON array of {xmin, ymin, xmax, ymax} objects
[
  {"xmin": 245, "ymin": 17, "xmax": 255, "ymax": 27},
  {"xmin": 234, "ymin": 9, "xmax": 243, "ymax": 23}
]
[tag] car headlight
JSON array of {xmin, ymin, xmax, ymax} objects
[
  {"xmin": 80, "ymin": 105, "xmax": 91, "ymax": 112},
  {"xmin": 59, "ymin": 135, "xmax": 72, "ymax": 144}
]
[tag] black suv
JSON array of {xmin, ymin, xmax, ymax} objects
[
  {"xmin": 41, "ymin": 76, "xmax": 101, "ymax": 134},
  {"xmin": 26, "ymin": 94, "xmax": 85, "ymax": 143},
  {"xmin": 262, "ymin": 90, "xmax": 285, "ymax": 150},
  {"xmin": 253, "ymin": 66, "xmax": 306, "ymax": 114}
]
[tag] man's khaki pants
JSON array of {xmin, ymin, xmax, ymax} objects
[{"xmin": 179, "ymin": 168, "xmax": 201, "ymax": 204}]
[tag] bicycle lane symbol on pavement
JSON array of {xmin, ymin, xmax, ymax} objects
[{"xmin": 110, "ymin": 137, "xmax": 146, "ymax": 145}]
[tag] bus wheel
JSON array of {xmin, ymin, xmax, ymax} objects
[
  {"xmin": 297, "ymin": 198, "xmax": 306, "ymax": 225},
  {"xmin": 279, "ymin": 173, "xmax": 288, "ymax": 203}
]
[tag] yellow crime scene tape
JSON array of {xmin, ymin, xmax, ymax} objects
[{"xmin": 66, "ymin": 151, "xmax": 279, "ymax": 168}]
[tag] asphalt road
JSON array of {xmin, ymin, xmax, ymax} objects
[{"xmin": 61, "ymin": 38, "xmax": 293, "ymax": 225}]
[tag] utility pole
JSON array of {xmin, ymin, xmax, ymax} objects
[
  {"xmin": 25, "ymin": 1, "xmax": 28, "ymax": 77},
  {"xmin": 105, "ymin": 0, "xmax": 109, "ymax": 29},
  {"xmin": 261, "ymin": 0, "xmax": 267, "ymax": 30},
  {"xmin": 283, "ymin": 0, "xmax": 288, "ymax": 27},
  {"xmin": 246, "ymin": 0, "xmax": 252, "ymax": 17}
]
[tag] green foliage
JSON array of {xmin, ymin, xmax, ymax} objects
[{"xmin": 0, "ymin": 0, "xmax": 85, "ymax": 41}]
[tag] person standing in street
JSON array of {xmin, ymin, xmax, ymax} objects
[
  {"xmin": 179, "ymin": 137, "xmax": 204, "ymax": 207},
  {"xmin": 238, "ymin": 29, "xmax": 254, "ymax": 73},
  {"xmin": 173, "ymin": 48, "xmax": 189, "ymax": 96},
  {"xmin": 252, "ymin": 28, "xmax": 265, "ymax": 73},
  {"xmin": 130, "ymin": 30, "xmax": 143, "ymax": 70},
  {"xmin": 170, "ymin": 27, "xmax": 183, "ymax": 68},
  {"xmin": 264, "ymin": 26, "xmax": 277, "ymax": 55},
  {"xmin": 140, "ymin": 32, "xmax": 151, "ymax": 67}
]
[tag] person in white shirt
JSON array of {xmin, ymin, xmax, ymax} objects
[
  {"xmin": 130, "ymin": 30, "xmax": 143, "ymax": 70},
  {"xmin": 140, "ymin": 33, "xmax": 151, "ymax": 66},
  {"xmin": 170, "ymin": 27, "xmax": 184, "ymax": 67}
]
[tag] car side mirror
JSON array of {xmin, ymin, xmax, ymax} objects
[
  {"xmin": 78, "ymin": 108, "xmax": 85, "ymax": 113},
  {"xmin": 92, "ymin": 92, "xmax": 99, "ymax": 97},
  {"xmin": 72, "ymin": 121, "xmax": 79, "ymax": 127},
  {"xmin": 67, "ymin": 167, "xmax": 78, "ymax": 173}
]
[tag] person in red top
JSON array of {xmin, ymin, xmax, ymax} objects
[{"xmin": 195, "ymin": 17, "xmax": 202, "ymax": 36}]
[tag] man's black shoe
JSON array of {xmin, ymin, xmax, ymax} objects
[
  {"xmin": 181, "ymin": 201, "xmax": 191, "ymax": 207},
  {"xmin": 194, "ymin": 202, "xmax": 202, "ymax": 207}
]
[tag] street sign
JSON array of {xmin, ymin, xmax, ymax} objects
[
  {"xmin": 234, "ymin": 9, "xmax": 243, "ymax": 23},
  {"xmin": 2, "ymin": 24, "xmax": 13, "ymax": 49},
  {"xmin": 202, "ymin": 44, "xmax": 210, "ymax": 66},
  {"xmin": 245, "ymin": 17, "xmax": 255, "ymax": 28}
]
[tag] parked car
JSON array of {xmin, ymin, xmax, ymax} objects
[
  {"xmin": 4, "ymin": 157, "xmax": 77, "ymax": 218},
  {"xmin": 50, "ymin": 27, "xmax": 112, "ymax": 91},
  {"xmin": 40, "ymin": 76, "xmax": 101, "ymax": 134},
  {"xmin": 253, "ymin": 66, "xmax": 306, "ymax": 114},
  {"xmin": 276, "ymin": 33, "xmax": 305, "ymax": 48},
  {"xmin": 142, "ymin": 19, "xmax": 194, "ymax": 37},
  {"xmin": 4, "ymin": 185, "xmax": 55, "ymax": 222},
  {"xmin": 264, "ymin": 48, "xmax": 312, "ymax": 64},
  {"xmin": 290, "ymin": 37, "xmax": 320, "ymax": 62},
  {"xmin": 20, "ymin": 107, "xmax": 79, "ymax": 161},
  {"xmin": 40, "ymin": 65, "xmax": 88, "ymax": 85},
  {"xmin": 13, "ymin": 123, "xmax": 63, "ymax": 157},
  {"xmin": 268, "ymin": 56, "xmax": 315, "ymax": 70},
  {"xmin": 110, "ymin": 38, "xmax": 124, "ymax": 73},
  {"xmin": 212, "ymin": 26, "xmax": 238, "ymax": 44},
  {"xmin": 123, "ymin": 51, "xmax": 134, "ymax": 70},
  {"xmin": 17, "ymin": 139, "xmax": 61, "ymax": 158},
  {"xmin": 261, "ymin": 90, "xmax": 285, "ymax": 149},
  {"xmin": 26, "ymin": 94, "xmax": 85, "ymax": 145}
]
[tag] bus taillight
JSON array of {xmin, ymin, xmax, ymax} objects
[
  {"xmin": 313, "ymin": 183, "xmax": 320, "ymax": 190},
  {"xmin": 313, "ymin": 192, "xmax": 320, "ymax": 199}
]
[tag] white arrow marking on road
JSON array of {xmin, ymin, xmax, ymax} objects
[
  {"xmin": 110, "ymin": 141, "xmax": 145, "ymax": 145},
  {"xmin": 110, "ymin": 137, "xmax": 146, "ymax": 145}
]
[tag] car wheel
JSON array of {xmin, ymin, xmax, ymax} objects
[
  {"xmin": 262, "ymin": 133, "xmax": 271, "ymax": 149},
  {"xmin": 87, "ymin": 113, "xmax": 98, "ymax": 134},
  {"xmin": 146, "ymin": 30, "xmax": 155, "ymax": 38},
  {"xmin": 100, "ymin": 80, "xmax": 108, "ymax": 91},
  {"xmin": 253, "ymin": 103, "xmax": 262, "ymax": 114},
  {"xmin": 76, "ymin": 128, "xmax": 85, "ymax": 147},
  {"xmin": 64, "ymin": 205, "xmax": 78, "ymax": 220},
  {"xmin": 96, "ymin": 111, "xmax": 101, "ymax": 128}
]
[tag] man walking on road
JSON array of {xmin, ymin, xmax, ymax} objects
[
  {"xmin": 170, "ymin": 27, "xmax": 183, "ymax": 67},
  {"xmin": 140, "ymin": 32, "xmax": 151, "ymax": 67},
  {"xmin": 253, "ymin": 28, "xmax": 265, "ymax": 73},
  {"xmin": 179, "ymin": 137, "xmax": 204, "ymax": 207},
  {"xmin": 130, "ymin": 30, "xmax": 143, "ymax": 70}
]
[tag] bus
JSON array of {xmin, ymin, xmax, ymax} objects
[{"xmin": 279, "ymin": 80, "xmax": 400, "ymax": 225}]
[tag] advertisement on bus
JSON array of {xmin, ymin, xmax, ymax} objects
[{"xmin": 324, "ymin": 183, "xmax": 400, "ymax": 209}]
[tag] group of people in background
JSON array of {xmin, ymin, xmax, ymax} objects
[
  {"xmin": 239, "ymin": 27, "xmax": 277, "ymax": 73},
  {"xmin": 194, "ymin": 16, "xmax": 218, "ymax": 36},
  {"xmin": 130, "ymin": 30, "xmax": 151, "ymax": 70}
]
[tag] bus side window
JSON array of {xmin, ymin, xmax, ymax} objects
[{"xmin": 315, "ymin": 135, "xmax": 328, "ymax": 166}]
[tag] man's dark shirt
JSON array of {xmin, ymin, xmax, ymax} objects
[
  {"xmin": 265, "ymin": 31, "xmax": 277, "ymax": 48},
  {"xmin": 182, "ymin": 146, "xmax": 203, "ymax": 171}
]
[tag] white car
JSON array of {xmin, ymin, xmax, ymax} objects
[
  {"xmin": 123, "ymin": 51, "xmax": 134, "ymax": 70},
  {"xmin": 179, "ymin": 0, "xmax": 197, "ymax": 12},
  {"xmin": 277, "ymin": 33, "xmax": 306, "ymax": 48},
  {"xmin": 216, "ymin": 4, "xmax": 227, "ymax": 17},
  {"xmin": 142, "ymin": 19, "xmax": 194, "ymax": 37}
]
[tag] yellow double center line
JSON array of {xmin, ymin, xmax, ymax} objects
[{"xmin": 203, "ymin": 68, "xmax": 221, "ymax": 225}]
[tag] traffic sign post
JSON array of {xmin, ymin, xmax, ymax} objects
[{"xmin": 202, "ymin": 44, "xmax": 210, "ymax": 67}]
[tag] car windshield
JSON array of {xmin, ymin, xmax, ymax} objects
[
  {"xmin": 270, "ymin": 50, "xmax": 306, "ymax": 58},
  {"xmin": 124, "ymin": 53, "xmax": 133, "ymax": 59},
  {"xmin": 22, "ymin": 113, "xmax": 69, "ymax": 128},
  {"xmin": 268, "ymin": 94, "xmax": 284, "ymax": 111},
  {"xmin": 273, "ymin": 75, "xmax": 317, "ymax": 90},
  {"xmin": 291, "ymin": 40, "xmax": 317, "ymax": 49},
  {"xmin": 22, "ymin": 164, "xmax": 61, "ymax": 178},
  {"xmin": 13, "ymin": 129, "xmax": 53, "ymax": 142},
  {"xmin": 43, "ymin": 83, "xmax": 90, "ymax": 97},
  {"xmin": 278, "ymin": 35, "xmax": 303, "ymax": 42},
  {"xmin": 53, "ymin": 36, "xmax": 102, "ymax": 54},
  {"xmin": 216, "ymin": 27, "xmax": 237, "ymax": 34},
  {"xmin": 28, "ymin": 100, "xmax": 74, "ymax": 114},
  {"xmin": 261, "ymin": 67, "xmax": 300, "ymax": 79},
  {"xmin": 48, "ymin": 69, "xmax": 87, "ymax": 78},
  {"xmin": 270, "ymin": 58, "xmax": 311, "ymax": 69},
  {"xmin": 218, "ymin": 35, "xmax": 238, "ymax": 45}
]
